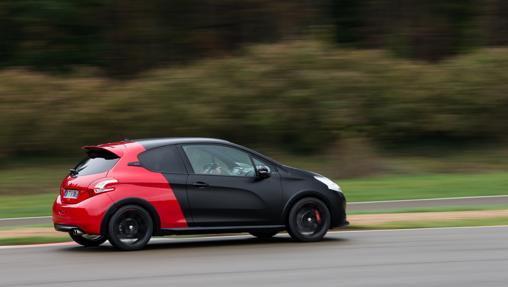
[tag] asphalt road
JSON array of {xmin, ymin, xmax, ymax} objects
[{"xmin": 1, "ymin": 226, "xmax": 507, "ymax": 287}]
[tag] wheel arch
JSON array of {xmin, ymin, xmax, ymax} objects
[
  {"xmin": 282, "ymin": 190, "xmax": 333, "ymax": 224},
  {"xmin": 100, "ymin": 197, "xmax": 161, "ymax": 236}
]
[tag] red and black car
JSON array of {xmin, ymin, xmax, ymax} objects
[{"xmin": 53, "ymin": 138, "xmax": 348, "ymax": 250}]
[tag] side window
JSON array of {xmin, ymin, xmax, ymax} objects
[
  {"xmin": 253, "ymin": 157, "xmax": 271, "ymax": 173},
  {"xmin": 182, "ymin": 145, "xmax": 255, "ymax": 177},
  {"xmin": 138, "ymin": 145, "xmax": 187, "ymax": 174}
]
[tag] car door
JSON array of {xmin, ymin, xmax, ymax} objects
[{"xmin": 181, "ymin": 144, "xmax": 282, "ymax": 227}]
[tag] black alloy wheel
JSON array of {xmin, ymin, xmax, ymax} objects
[
  {"xmin": 287, "ymin": 197, "xmax": 330, "ymax": 242},
  {"xmin": 107, "ymin": 205, "xmax": 153, "ymax": 251}
]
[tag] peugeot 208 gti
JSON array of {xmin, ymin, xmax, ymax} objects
[{"xmin": 53, "ymin": 138, "xmax": 348, "ymax": 250}]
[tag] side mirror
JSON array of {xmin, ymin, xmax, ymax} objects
[{"xmin": 256, "ymin": 166, "xmax": 271, "ymax": 178}]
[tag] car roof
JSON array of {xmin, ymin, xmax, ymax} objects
[{"xmin": 134, "ymin": 137, "xmax": 232, "ymax": 149}]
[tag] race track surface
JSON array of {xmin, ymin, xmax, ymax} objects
[{"xmin": 1, "ymin": 226, "xmax": 507, "ymax": 287}]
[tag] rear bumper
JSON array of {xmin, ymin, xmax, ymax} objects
[
  {"xmin": 54, "ymin": 224, "xmax": 86, "ymax": 236},
  {"xmin": 52, "ymin": 194, "xmax": 113, "ymax": 235},
  {"xmin": 54, "ymin": 224, "xmax": 79, "ymax": 232}
]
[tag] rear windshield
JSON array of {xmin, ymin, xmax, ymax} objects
[{"xmin": 72, "ymin": 149, "xmax": 120, "ymax": 176}]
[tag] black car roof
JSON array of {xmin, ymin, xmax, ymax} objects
[
  {"xmin": 134, "ymin": 137, "xmax": 231, "ymax": 150},
  {"xmin": 134, "ymin": 137, "xmax": 281, "ymax": 167}
]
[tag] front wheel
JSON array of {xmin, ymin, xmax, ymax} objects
[
  {"xmin": 287, "ymin": 197, "xmax": 331, "ymax": 242},
  {"xmin": 69, "ymin": 233, "xmax": 107, "ymax": 247},
  {"xmin": 107, "ymin": 205, "xmax": 153, "ymax": 251}
]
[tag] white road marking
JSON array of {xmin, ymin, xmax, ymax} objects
[
  {"xmin": 1, "ymin": 196, "xmax": 508, "ymax": 222},
  {"xmin": 348, "ymin": 194, "xmax": 508, "ymax": 205},
  {"xmin": 3, "ymin": 195, "xmax": 508, "ymax": 222}
]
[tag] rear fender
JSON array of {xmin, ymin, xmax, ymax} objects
[{"xmin": 100, "ymin": 198, "xmax": 161, "ymax": 236}]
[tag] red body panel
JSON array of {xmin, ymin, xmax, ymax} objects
[
  {"xmin": 106, "ymin": 142, "xmax": 188, "ymax": 229},
  {"xmin": 52, "ymin": 193, "xmax": 113, "ymax": 234},
  {"xmin": 52, "ymin": 141, "xmax": 188, "ymax": 235}
]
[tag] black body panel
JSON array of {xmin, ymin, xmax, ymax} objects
[
  {"xmin": 161, "ymin": 173, "xmax": 192, "ymax": 223},
  {"xmin": 186, "ymin": 173, "xmax": 283, "ymax": 226},
  {"xmin": 136, "ymin": 144, "xmax": 193, "ymax": 223},
  {"xmin": 134, "ymin": 137, "xmax": 347, "ymax": 232},
  {"xmin": 136, "ymin": 138, "xmax": 231, "ymax": 150},
  {"xmin": 159, "ymin": 225, "xmax": 285, "ymax": 235},
  {"xmin": 279, "ymin": 166, "xmax": 347, "ymax": 228}
]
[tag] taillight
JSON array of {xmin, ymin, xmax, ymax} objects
[{"xmin": 93, "ymin": 178, "xmax": 118, "ymax": 194}]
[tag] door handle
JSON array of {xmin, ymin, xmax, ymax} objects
[{"xmin": 192, "ymin": 181, "xmax": 209, "ymax": 188}]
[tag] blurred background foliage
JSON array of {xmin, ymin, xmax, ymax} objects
[
  {"xmin": 3, "ymin": 0, "xmax": 508, "ymax": 75},
  {"xmin": 1, "ymin": 0, "xmax": 508, "ymax": 178}
]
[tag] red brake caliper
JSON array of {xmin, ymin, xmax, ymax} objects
[{"xmin": 314, "ymin": 209, "xmax": 322, "ymax": 224}]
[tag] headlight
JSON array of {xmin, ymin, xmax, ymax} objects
[{"xmin": 314, "ymin": 175, "xmax": 342, "ymax": 193}]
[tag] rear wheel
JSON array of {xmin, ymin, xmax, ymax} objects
[
  {"xmin": 107, "ymin": 205, "xmax": 153, "ymax": 251},
  {"xmin": 287, "ymin": 197, "xmax": 331, "ymax": 242},
  {"xmin": 249, "ymin": 230, "xmax": 278, "ymax": 239},
  {"xmin": 69, "ymin": 233, "xmax": 107, "ymax": 247}
]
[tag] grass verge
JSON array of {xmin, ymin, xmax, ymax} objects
[
  {"xmin": 0, "ymin": 236, "xmax": 70, "ymax": 246},
  {"xmin": 0, "ymin": 193, "xmax": 56, "ymax": 218},
  {"xmin": 341, "ymin": 172, "xmax": 508, "ymax": 202}
]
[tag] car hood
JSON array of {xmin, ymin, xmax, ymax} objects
[{"xmin": 282, "ymin": 165, "xmax": 319, "ymax": 178}]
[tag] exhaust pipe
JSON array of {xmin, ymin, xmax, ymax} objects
[{"xmin": 71, "ymin": 229, "xmax": 85, "ymax": 236}]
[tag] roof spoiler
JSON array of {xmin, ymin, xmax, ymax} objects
[{"xmin": 82, "ymin": 145, "xmax": 123, "ymax": 158}]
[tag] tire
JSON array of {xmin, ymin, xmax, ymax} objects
[
  {"xmin": 249, "ymin": 230, "xmax": 278, "ymax": 239},
  {"xmin": 107, "ymin": 205, "xmax": 153, "ymax": 251},
  {"xmin": 69, "ymin": 233, "xmax": 107, "ymax": 247},
  {"xmin": 287, "ymin": 197, "xmax": 331, "ymax": 242}
]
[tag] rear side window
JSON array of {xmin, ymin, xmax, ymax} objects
[
  {"xmin": 74, "ymin": 150, "xmax": 119, "ymax": 176},
  {"xmin": 138, "ymin": 145, "xmax": 187, "ymax": 174}
]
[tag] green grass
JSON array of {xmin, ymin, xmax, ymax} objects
[
  {"xmin": 351, "ymin": 216, "xmax": 508, "ymax": 230},
  {"xmin": 0, "ymin": 163, "xmax": 66, "ymax": 218},
  {"xmin": 0, "ymin": 193, "xmax": 56, "ymax": 218},
  {"xmin": 340, "ymin": 172, "xmax": 508, "ymax": 202},
  {"xmin": 1, "ymin": 166, "xmax": 508, "ymax": 218},
  {"xmin": 0, "ymin": 236, "xmax": 69, "ymax": 246},
  {"xmin": 0, "ymin": 164, "xmax": 68, "ymax": 196}
]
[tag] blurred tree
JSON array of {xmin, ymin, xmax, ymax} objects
[
  {"xmin": 481, "ymin": 0, "xmax": 508, "ymax": 46},
  {"xmin": 0, "ymin": 0, "xmax": 506, "ymax": 75},
  {"xmin": 0, "ymin": 0, "xmax": 106, "ymax": 70},
  {"xmin": 330, "ymin": 0, "xmax": 364, "ymax": 46},
  {"xmin": 387, "ymin": 0, "xmax": 478, "ymax": 61}
]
